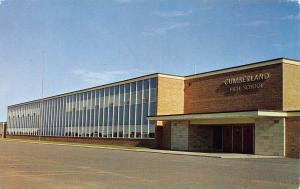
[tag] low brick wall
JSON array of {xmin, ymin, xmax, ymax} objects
[
  {"xmin": 285, "ymin": 117, "xmax": 300, "ymax": 158},
  {"xmin": 6, "ymin": 135, "xmax": 155, "ymax": 148},
  {"xmin": 188, "ymin": 125, "xmax": 213, "ymax": 152}
]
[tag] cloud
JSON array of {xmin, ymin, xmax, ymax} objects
[
  {"xmin": 281, "ymin": 14, "xmax": 300, "ymax": 20},
  {"xmin": 142, "ymin": 22, "xmax": 190, "ymax": 36},
  {"xmin": 0, "ymin": 0, "xmax": 5, "ymax": 6},
  {"xmin": 242, "ymin": 20, "xmax": 269, "ymax": 27},
  {"xmin": 287, "ymin": 0, "xmax": 300, "ymax": 6},
  {"xmin": 71, "ymin": 69, "xmax": 128, "ymax": 84},
  {"xmin": 153, "ymin": 10, "xmax": 193, "ymax": 17}
]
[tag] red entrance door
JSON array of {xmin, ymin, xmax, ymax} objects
[
  {"xmin": 243, "ymin": 125, "xmax": 254, "ymax": 154},
  {"xmin": 232, "ymin": 126, "xmax": 243, "ymax": 153},
  {"xmin": 223, "ymin": 126, "xmax": 232, "ymax": 152}
]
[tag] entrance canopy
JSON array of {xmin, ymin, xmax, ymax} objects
[{"xmin": 148, "ymin": 110, "xmax": 300, "ymax": 122}]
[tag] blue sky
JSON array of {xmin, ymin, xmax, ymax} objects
[{"xmin": 0, "ymin": 0, "xmax": 299, "ymax": 121}]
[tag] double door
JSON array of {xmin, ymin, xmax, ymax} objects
[{"xmin": 222, "ymin": 124, "xmax": 254, "ymax": 154}]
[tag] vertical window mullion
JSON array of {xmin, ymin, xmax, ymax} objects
[
  {"xmin": 88, "ymin": 92, "xmax": 91, "ymax": 137},
  {"xmin": 107, "ymin": 89, "xmax": 110, "ymax": 138},
  {"xmin": 55, "ymin": 99, "xmax": 58, "ymax": 136},
  {"xmin": 85, "ymin": 93, "xmax": 88, "ymax": 137},
  {"xmin": 111, "ymin": 87, "xmax": 116, "ymax": 138},
  {"xmin": 128, "ymin": 84, "xmax": 131, "ymax": 138},
  {"xmin": 102, "ymin": 89, "xmax": 105, "ymax": 138},
  {"xmin": 62, "ymin": 97, "xmax": 66, "ymax": 136},
  {"xmin": 117, "ymin": 85, "xmax": 120, "ymax": 138},
  {"xmin": 50, "ymin": 100, "xmax": 54, "ymax": 136},
  {"xmin": 97, "ymin": 90, "xmax": 101, "ymax": 137},
  {"xmin": 75, "ymin": 94, "xmax": 78, "ymax": 137},
  {"xmin": 141, "ymin": 81, "xmax": 144, "ymax": 138},
  {"xmin": 122, "ymin": 86, "xmax": 125, "ymax": 138},
  {"xmin": 134, "ymin": 82, "xmax": 137, "ymax": 138},
  {"xmin": 59, "ymin": 98, "xmax": 62, "ymax": 136},
  {"xmin": 66, "ymin": 96, "xmax": 70, "ymax": 136},
  {"xmin": 81, "ymin": 93, "xmax": 85, "ymax": 137},
  {"xmin": 94, "ymin": 90, "xmax": 97, "ymax": 137},
  {"xmin": 148, "ymin": 79, "xmax": 151, "ymax": 136}
]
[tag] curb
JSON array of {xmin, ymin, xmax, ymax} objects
[{"xmin": 0, "ymin": 138, "xmax": 282, "ymax": 159}]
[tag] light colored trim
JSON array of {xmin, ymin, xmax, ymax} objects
[
  {"xmin": 157, "ymin": 73, "xmax": 184, "ymax": 80},
  {"xmin": 186, "ymin": 59, "xmax": 284, "ymax": 80},
  {"xmin": 257, "ymin": 111, "xmax": 288, "ymax": 117},
  {"xmin": 148, "ymin": 111, "xmax": 300, "ymax": 121},
  {"xmin": 287, "ymin": 112, "xmax": 300, "ymax": 117},
  {"xmin": 186, "ymin": 58, "xmax": 299, "ymax": 80},
  {"xmin": 282, "ymin": 58, "xmax": 300, "ymax": 66},
  {"xmin": 8, "ymin": 59, "xmax": 299, "ymax": 109},
  {"xmin": 283, "ymin": 118, "xmax": 286, "ymax": 157}
]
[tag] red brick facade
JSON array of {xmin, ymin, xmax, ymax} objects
[
  {"xmin": 285, "ymin": 117, "xmax": 300, "ymax": 158},
  {"xmin": 184, "ymin": 64, "xmax": 283, "ymax": 113}
]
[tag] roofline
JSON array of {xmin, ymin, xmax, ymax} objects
[
  {"xmin": 7, "ymin": 57, "xmax": 300, "ymax": 108},
  {"xmin": 8, "ymin": 72, "xmax": 183, "ymax": 108},
  {"xmin": 185, "ymin": 57, "xmax": 300, "ymax": 80},
  {"xmin": 147, "ymin": 110, "xmax": 300, "ymax": 121}
]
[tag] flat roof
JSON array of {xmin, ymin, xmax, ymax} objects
[
  {"xmin": 8, "ymin": 73, "xmax": 182, "ymax": 108},
  {"xmin": 147, "ymin": 110, "xmax": 300, "ymax": 121},
  {"xmin": 185, "ymin": 57, "xmax": 300, "ymax": 79},
  {"xmin": 8, "ymin": 57, "xmax": 300, "ymax": 108}
]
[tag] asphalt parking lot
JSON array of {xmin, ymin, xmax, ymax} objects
[{"xmin": 0, "ymin": 140, "xmax": 298, "ymax": 189}]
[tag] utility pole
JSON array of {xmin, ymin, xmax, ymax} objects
[{"xmin": 39, "ymin": 51, "xmax": 45, "ymax": 142}]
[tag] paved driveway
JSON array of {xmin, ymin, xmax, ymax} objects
[{"xmin": 0, "ymin": 140, "xmax": 298, "ymax": 189}]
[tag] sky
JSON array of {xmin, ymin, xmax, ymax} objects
[{"xmin": 0, "ymin": 0, "xmax": 299, "ymax": 121}]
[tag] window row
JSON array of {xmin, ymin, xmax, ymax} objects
[{"xmin": 7, "ymin": 78, "xmax": 157, "ymax": 138}]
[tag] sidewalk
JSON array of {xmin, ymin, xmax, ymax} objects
[{"xmin": 0, "ymin": 138, "xmax": 282, "ymax": 159}]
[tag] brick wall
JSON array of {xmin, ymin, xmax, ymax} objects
[
  {"xmin": 157, "ymin": 76, "xmax": 184, "ymax": 115},
  {"xmin": 184, "ymin": 64, "xmax": 283, "ymax": 114},
  {"xmin": 155, "ymin": 121, "xmax": 171, "ymax": 149},
  {"xmin": 6, "ymin": 135, "xmax": 155, "ymax": 148},
  {"xmin": 283, "ymin": 63, "xmax": 300, "ymax": 111},
  {"xmin": 188, "ymin": 125, "xmax": 213, "ymax": 152},
  {"xmin": 285, "ymin": 117, "xmax": 300, "ymax": 158}
]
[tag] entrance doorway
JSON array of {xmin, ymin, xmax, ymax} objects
[
  {"xmin": 222, "ymin": 124, "xmax": 254, "ymax": 154},
  {"xmin": 212, "ymin": 126, "xmax": 222, "ymax": 151}
]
